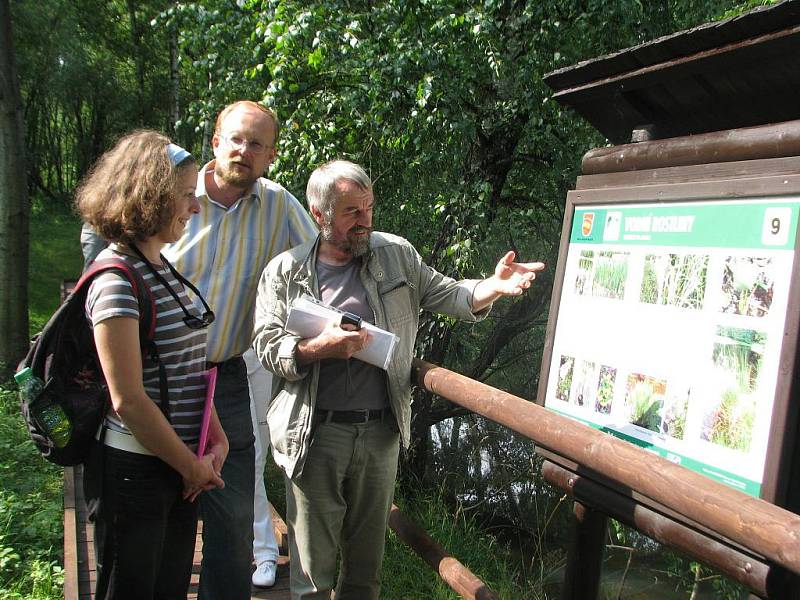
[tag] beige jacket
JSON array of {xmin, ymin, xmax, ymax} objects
[{"xmin": 253, "ymin": 232, "xmax": 489, "ymax": 479}]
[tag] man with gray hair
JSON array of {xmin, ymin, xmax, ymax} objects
[{"xmin": 253, "ymin": 159, "xmax": 544, "ymax": 599}]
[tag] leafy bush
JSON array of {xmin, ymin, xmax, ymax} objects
[{"xmin": 0, "ymin": 384, "xmax": 63, "ymax": 600}]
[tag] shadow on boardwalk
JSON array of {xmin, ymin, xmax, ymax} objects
[{"xmin": 63, "ymin": 466, "xmax": 292, "ymax": 600}]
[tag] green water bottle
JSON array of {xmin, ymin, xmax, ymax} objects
[{"xmin": 15, "ymin": 367, "xmax": 71, "ymax": 448}]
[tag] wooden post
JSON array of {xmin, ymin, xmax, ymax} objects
[
  {"xmin": 388, "ymin": 504, "xmax": 499, "ymax": 600},
  {"xmin": 561, "ymin": 501, "xmax": 607, "ymax": 600}
]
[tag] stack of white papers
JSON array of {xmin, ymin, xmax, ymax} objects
[{"xmin": 285, "ymin": 295, "xmax": 399, "ymax": 370}]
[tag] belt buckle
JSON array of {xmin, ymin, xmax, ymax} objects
[{"xmin": 356, "ymin": 409, "xmax": 371, "ymax": 423}]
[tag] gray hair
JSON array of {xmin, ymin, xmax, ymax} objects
[{"xmin": 306, "ymin": 160, "xmax": 372, "ymax": 219}]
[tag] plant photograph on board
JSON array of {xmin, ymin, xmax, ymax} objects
[
  {"xmin": 570, "ymin": 360, "xmax": 598, "ymax": 408},
  {"xmin": 594, "ymin": 365, "xmax": 616, "ymax": 415},
  {"xmin": 701, "ymin": 327, "xmax": 763, "ymax": 452},
  {"xmin": 575, "ymin": 250, "xmax": 629, "ymax": 299},
  {"xmin": 640, "ymin": 253, "xmax": 709, "ymax": 309},
  {"xmin": 660, "ymin": 388, "xmax": 689, "ymax": 440},
  {"xmin": 719, "ymin": 256, "xmax": 774, "ymax": 317},
  {"xmin": 625, "ymin": 374, "xmax": 667, "ymax": 433},
  {"xmin": 556, "ymin": 355, "xmax": 575, "ymax": 403}
]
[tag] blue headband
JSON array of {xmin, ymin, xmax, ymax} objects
[{"xmin": 167, "ymin": 143, "xmax": 192, "ymax": 167}]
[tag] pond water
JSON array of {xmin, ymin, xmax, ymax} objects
[{"xmin": 542, "ymin": 548, "xmax": 747, "ymax": 599}]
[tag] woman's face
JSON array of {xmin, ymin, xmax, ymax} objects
[{"xmin": 160, "ymin": 167, "xmax": 200, "ymax": 244}]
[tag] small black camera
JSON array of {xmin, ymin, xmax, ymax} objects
[{"xmin": 340, "ymin": 312, "xmax": 362, "ymax": 330}]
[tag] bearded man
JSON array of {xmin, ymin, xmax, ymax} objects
[
  {"xmin": 253, "ymin": 159, "xmax": 545, "ymax": 600},
  {"xmin": 164, "ymin": 101, "xmax": 317, "ymax": 599}
]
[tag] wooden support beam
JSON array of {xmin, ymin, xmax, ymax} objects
[
  {"xmin": 542, "ymin": 460, "xmax": 800, "ymax": 598},
  {"xmin": 561, "ymin": 500, "xmax": 606, "ymax": 600},
  {"xmin": 388, "ymin": 504, "xmax": 498, "ymax": 600},
  {"xmin": 581, "ymin": 119, "xmax": 800, "ymax": 174}
]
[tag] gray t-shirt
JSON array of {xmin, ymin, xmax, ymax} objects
[{"xmin": 315, "ymin": 258, "xmax": 389, "ymax": 411}]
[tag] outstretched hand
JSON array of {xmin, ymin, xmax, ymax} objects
[
  {"xmin": 471, "ymin": 251, "xmax": 545, "ymax": 311},
  {"xmin": 492, "ymin": 250, "xmax": 545, "ymax": 296}
]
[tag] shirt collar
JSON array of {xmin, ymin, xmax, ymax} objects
[{"xmin": 198, "ymin": 160, "xmax": 261, "ymax": 209}]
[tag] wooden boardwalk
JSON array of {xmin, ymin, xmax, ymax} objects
[{"xmin": 63, "ymin": 466, "xmax": 292, "ymax": 600}]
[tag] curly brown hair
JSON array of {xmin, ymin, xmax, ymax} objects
[{"xmin": 75, "ymin": 130, "xmax": 196, "ymax": 244}]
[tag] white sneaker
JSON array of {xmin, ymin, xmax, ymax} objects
[{"xmin": 252, "ymin": 559, "xmax": 277, "ymax": 588}]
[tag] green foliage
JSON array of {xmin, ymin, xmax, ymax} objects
[
  {"xmin": 710, "ymin": 388, "xmax": 755, "ymax": 452},
  {"xmin": 0, "ymin": 198, "xmax": 80, "ymax": 599},
  {"xmin": 9, "ymin": 1, "xmax": 768, "ymax": 597},
  {"xmin": 592, "ymin": 253, "xmax": 628, "ymax": 298},
  {"xmin": 640, "ymin": 259, "xmax": 658, "ymax": 304},
  {"xmin": 383, "ymin": 486, "xmax": 563, "ymax": 599},
  {"xmin": 0, "ymin": 384, "xmax": 63, "ymax": 600},
  {"xmin": 627, "ymin": 382, "xmax": 662, "ymax": 432},
  {"xmin": 12, "ymin": 0, "xmax": 178, "ymax": 202},
  {"xmin": 641, "ymin": 254, "xmax": 708, "ymax": 308},
  {"xmin": 27, "ymin": 205, "xmax": 83, "ymax": 333},
  {"xmin": 595, "ymin": 367, "xmax": 615, "ymax": 414}
]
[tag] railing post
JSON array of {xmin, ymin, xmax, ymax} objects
[{"xmin": 561, "ymin": 501, "xmax": 607, "ymax": 600}]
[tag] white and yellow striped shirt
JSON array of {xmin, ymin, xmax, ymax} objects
[{"xmin": 164, "ymin": 162, "xmax": 317, "ymax": 362}]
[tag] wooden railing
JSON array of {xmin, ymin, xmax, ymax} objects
[{"xmin": 410, "ymin": 358, "xmax": 800, "ymax": 599}]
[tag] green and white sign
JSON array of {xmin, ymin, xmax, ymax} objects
[{"xmin": 544, "ymin": 198, "xmax": 800, "ymax": 497}]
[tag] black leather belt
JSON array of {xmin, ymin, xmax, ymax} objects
[
  {"xmin": 206, "ymin": 356, "xmax": 245, "ymax": 373},
  {"xmin": 315, "ymin": 408, "xmax": 388, "ymax": 424}
]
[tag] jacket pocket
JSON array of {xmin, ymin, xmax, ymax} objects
[
  {"xmin": 379, "ymin": 278, "xmax": 415, "ymax": 325},
  {"xmin": 266, "ymin": 389, "xmax": 296, "ymax": 457}
]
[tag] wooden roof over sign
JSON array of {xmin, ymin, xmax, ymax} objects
[{"xmin": 544, "ymin": 0, "xmax": 800, "ymax": 144}]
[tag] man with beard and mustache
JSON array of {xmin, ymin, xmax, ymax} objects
[
  {"xmin": 164, "ymin": 101, "xmax": 317, "ymax": 600},
  {"xmin": 253, "ymin": 160, "xmax": 545, "ymax": 600}
]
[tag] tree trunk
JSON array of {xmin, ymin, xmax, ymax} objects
[
  {"xmin": 0, "ymin": 0, "xmax": 30, "ymax": 371},
  {"xmin": 126, "ymin": 0, "xmax": 145, "ymax": 124},
  {"xmin": 168, "ymin": 15, "xmax": 180, "ymax": 136}
]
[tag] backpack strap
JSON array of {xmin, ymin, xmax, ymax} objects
[{"xmin": 79, "ymin": 258, "xmax": 171, "ymax": 423}]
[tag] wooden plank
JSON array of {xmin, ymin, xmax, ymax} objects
[
  {"xmin": 575, "ymin": 156, "xmax": 800, "ymax": 191},
  {"xmin": 570, "ymin": 173, "xmax": 800, "ymax": 205},
  {"xmin": 63, "ymin": 468, "xmax": 78, "ymax": 600}
]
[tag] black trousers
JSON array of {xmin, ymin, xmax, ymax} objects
[{"xmin": 94, "ymin": 446, "xmax": 198, "ymax": 600}]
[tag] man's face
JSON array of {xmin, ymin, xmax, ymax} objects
[
  {"xmin": 318, "ymin": 179, "xmax": 374, "ymax": 257},
  {"xmin": 212, "ymin": 106, "xmax": 277, "ymax": 190}
]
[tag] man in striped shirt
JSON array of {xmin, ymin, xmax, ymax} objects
[{"xmin": 164, "ymin": 101, "xmax": 317, "ymax": 600}]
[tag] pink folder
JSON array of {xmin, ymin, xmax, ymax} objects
[{"xmin": 196, "ymin": 366, "xmax": 217, "ymax": 457}]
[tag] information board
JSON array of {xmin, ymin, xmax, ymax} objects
[{"xmin": 541, "ymin": 197, "xmax": 800, "ymax": 497}]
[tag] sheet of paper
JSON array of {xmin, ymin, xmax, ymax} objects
[{"xmin": 285, "ymin": 295, "xmax": 399, "ymax": 370}]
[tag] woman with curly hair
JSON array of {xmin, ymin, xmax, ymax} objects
[{"xmin": 76, "ymin": 129, "xmax": 227, "ymax": 600}]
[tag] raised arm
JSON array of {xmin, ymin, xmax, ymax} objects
[{"xmin": 471, "ymin": 250, "xmax": 545, "ymax": 311}]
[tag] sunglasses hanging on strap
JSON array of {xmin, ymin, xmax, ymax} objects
[{"xmin": 131, "ymin": 243, "xmax": 215, "ymax": 330}]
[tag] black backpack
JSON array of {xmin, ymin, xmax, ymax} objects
[{"xmin": 18, "ymin": 258, "xmax": 163, "ymax": 466}]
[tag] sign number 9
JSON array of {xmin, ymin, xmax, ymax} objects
[{"xmin": 762, "ymin": 207, "xmax": 791, "ymax": 246}]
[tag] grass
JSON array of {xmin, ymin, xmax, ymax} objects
[
  {"xmin": 382, "ymin": 487, "xmax": 556, "ymax": 599},
  {"xmin": 28, "ymin": 204, "xmax": 84, "ymax": 331},
  {"xmin": 0, "ymin": 202, "xmax": 82, "ymax": 600}
]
